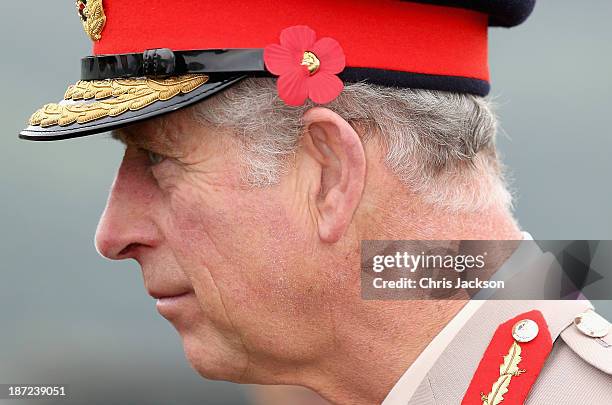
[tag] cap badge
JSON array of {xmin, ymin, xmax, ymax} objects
[
  {"xmin": 264, "ymin": 25, "xmax": 346, "ymax": 107},
  {"xmin": 75, "ymin": 0, "xmax": 107, "ymax": 41}
]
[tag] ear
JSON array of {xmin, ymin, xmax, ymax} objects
[{"xmin": 301, "ymin": 107, "xmax": 366, "ymax": 243}]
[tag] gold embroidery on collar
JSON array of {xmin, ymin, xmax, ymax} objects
[{"xmin": 480, "ymin": 341, "xmax": 526, "ymax": 405}]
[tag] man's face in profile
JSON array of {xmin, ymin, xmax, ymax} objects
[{"xmin": 94, "ymin": 107, "xmax": 356, "ymax": 383}]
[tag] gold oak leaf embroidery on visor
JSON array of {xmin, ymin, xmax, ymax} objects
[
  {"xmin": 480, "ymin": 341, "xmax": 526, "ymax": 405},
  {"xmin": 29, "ymin": 75, "xmax": 209, "ymax": 128}
]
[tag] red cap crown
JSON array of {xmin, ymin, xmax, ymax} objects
[{"xmin": 94, "ymin": 0, "xmax": 490, "ymax": 84}]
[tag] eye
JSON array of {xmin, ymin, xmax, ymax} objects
[{"xmin": 145, "ymin": 149, "xmax": 166, "ymax": 166}]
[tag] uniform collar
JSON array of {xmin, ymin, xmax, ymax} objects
[{"xmin": 407, "ymin": 299, "xmax": 593, "ymax": 405}]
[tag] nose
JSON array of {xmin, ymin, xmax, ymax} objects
[{"xmin": 95, "ymin": 150, "xmax": 161, "ymax": 260}]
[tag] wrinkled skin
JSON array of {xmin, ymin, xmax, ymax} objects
[
  {"xmin": 95, "ymin": 106, "xmax": 520, "ymax": 404},
  {"xmin": 95, "ymin": 108, "xmax": 361, "ymax": 384}
]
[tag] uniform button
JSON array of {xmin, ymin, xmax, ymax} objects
[
  {"xmin": 574, "ymin": 310, "xmax": 611, "ymax": 338},
  {"xmin": 512, "ymin": 319, "xmax": 539, "ymax": 343}
]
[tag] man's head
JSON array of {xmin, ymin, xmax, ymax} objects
[{"xmin": 94, "ymin": 78, "xmax": 520, "ymax": 385}]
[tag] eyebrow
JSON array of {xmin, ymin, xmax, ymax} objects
[
  {"xmin": 111, "ymin": 130, "xmax": 128, "ymax": 144},
  {"xmin": 111, "ymin": 126, "xmax": 181, "ymax": 154}
]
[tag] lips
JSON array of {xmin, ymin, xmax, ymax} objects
[
  {"xmin": 148, "ymin": 289, "xmax": 191, "ymax": 300},
  {"xmin": 152, "ymin": 290, "xmax": 195, "ymax": 319},
  {"xmin": 142, "ymin": 269, "xmax": 195, "ymax": 319}
]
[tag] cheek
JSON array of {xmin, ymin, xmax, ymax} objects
[
  {"xmin": 166, "ymin": 184, "xmax": 287, "ymax": 285},
  {"xmin": 165, "ymin": 182, "xmax": 325, "ymax": 319},
  {"xmin": 162, "ymin": 185, "xmax": 244, "ymax": 325},
  {"xmin": 160, "ymin": 180, "xmax": 358, "ymax": 361}
]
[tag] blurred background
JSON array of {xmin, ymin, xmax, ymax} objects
[{"xmin": 1, "ymin": 1, "xmax": 610, "ymax": 404}]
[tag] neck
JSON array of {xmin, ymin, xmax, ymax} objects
[
  {"xmin": 301, "ymin": 299, "xmax": 468, "ymax": 404},
  {"xmin": 299, "ymin": 197, "xmax": 521, "ymax": 404},
  {"xmin": 362, "ymin": 191, "xmax": 522, "ymax": 241}
]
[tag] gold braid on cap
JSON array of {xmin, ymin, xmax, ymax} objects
[{"xmin": 29, "ymin": 75, "xmax": 209, "ymax": 128}]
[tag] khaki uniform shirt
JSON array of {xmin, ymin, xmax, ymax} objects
[{"xmin": 382, "ymin": 233, "xmax": 612, "ymax": 405}]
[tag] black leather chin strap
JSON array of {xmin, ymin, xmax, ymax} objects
[{"xmin": 81, "ymin": 48, "xmax": 269, "ymax": 80}]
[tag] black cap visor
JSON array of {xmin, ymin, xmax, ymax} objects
[{"xmin": 20, "ymin": 74, "xmax": 245, "ymax": 141}]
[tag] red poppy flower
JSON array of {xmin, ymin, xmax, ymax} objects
[{"xmin": 264, "ymin": 25, "xmax": 346, "ymax": 106}]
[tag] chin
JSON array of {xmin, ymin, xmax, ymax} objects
[{"xmin": 181, "ymin": 332, "xmax": 247, "ymax": 382}]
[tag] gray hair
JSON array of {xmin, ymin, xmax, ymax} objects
[{"xmin": 192, "ymin": 78, "xmax": 512, "ymax": 212}]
